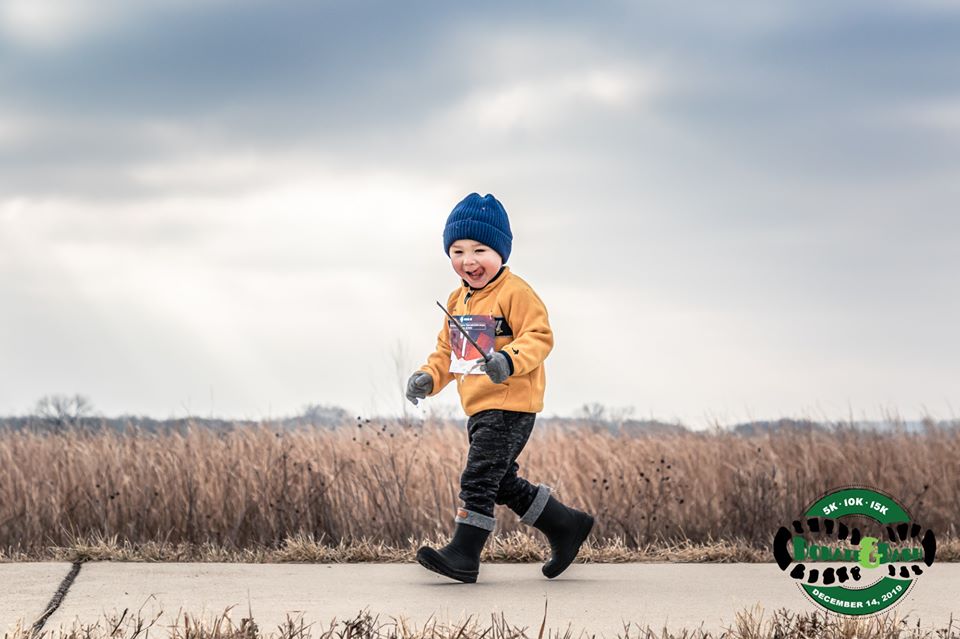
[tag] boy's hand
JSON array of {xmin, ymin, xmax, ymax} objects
[
  {"xmin": 482, "ymin": 352, "xmax": 511, "ymax": 384},
  {"xmin": 405, "ymin": 372, "xmax": 433, "ymax": 406}
]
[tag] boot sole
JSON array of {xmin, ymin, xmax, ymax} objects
[
  {"xmin": 416, "ymin": 548, "xmax": 479, "ymax": 584},
  {"xmin": 543, "ymin": 513, "xmax": 594, "ymax": 579}
]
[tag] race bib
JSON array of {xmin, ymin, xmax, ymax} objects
[{"xmin": 448, "ymin": 315, "xmax": 495, "ymax": 375}]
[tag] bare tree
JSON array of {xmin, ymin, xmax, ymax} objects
[
  {"xmin": 575, "ymin": 402, "xmax": 608, "ymax": 423},
  {"xmin": 33, "ymin": 394, "xmax": 93, "ymax": 431}
]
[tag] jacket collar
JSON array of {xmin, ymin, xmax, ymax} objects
[{"xmin": 461, "ymin": 265, "xmax": 509, "ymax": 293}]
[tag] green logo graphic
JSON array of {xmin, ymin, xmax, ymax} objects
[
  {"xmin": 858, "ymin": 537, "xmax": 880, "ymax": 569},
  {"xmin": 773, "ymin": 487, "xmax": 937, "ymax": 616}
]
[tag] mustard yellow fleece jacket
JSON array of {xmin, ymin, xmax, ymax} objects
[{"xmin": 419, "ymin": 266, "xmax": 553, "ymax": 416}]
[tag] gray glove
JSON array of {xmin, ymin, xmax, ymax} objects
[
  {"xmin": 405, "ymin": 371, "xmax": 433, "ymax": 406},
  {"xmin": 481, "ymin": 352, "xmax": 511, "ymax": 384}
]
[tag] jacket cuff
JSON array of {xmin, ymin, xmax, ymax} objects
[{"xmin": 499, "ymin": 350, "xmax": 515, "ymax": 376}]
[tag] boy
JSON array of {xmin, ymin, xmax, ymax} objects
[{"xmin": 406, "ymin": 192, "xmax": 594, "ymax": 584}]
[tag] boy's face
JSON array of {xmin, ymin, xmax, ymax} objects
[{"xmin": 449, "ymin": 239, "xmax": 503, "ymax": 289}]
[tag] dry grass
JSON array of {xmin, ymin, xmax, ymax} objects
[
  {"xmin": 5, "ymin": 533, "xmax": 959, "ymax": 563},
  {"xmin": 2, "ymin": 419, "xmax": 959, "ymax": 556},
  {"xmin": 7, "ymin": 605, "xmax": 960, "ymax": 639},
  {"xmin": 0, "ymin": 530, "xmax": 787, "ymax": 563}
]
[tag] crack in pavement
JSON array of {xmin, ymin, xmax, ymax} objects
[{"xmin": 31, "ymin": 561, "xmax": 83, "ymax": 635}]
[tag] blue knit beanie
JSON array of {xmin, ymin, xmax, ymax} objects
[{"xmin": 443, "ymin": 193, "xmax": 513, "ymax": 263}]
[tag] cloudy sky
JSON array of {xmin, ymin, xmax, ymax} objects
[{"xmin": 1, "ymin": 1, "xmax": 958, "ymax": 425}]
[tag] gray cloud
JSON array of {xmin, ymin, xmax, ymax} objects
[{"xmin": 4, "ymin": 1, "xmax": 958, "ymax": 196}]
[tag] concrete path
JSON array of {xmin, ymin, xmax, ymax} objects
[{"xmin": 3, "ymin": 563, "xmax": 959, "ymax": 637}]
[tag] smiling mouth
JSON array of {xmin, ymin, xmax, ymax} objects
[{"xmin": 466, "ymin": 269, "xmax": 483, "ymax": 279}]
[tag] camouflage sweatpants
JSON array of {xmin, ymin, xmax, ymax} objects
[{"xmin": 454, "ymin": 409, "xmax": 552, "ymax": 532}]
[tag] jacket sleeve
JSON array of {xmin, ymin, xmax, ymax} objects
[
  {"xmin": 418, "ymin": 294, "xmax": 457, "ymax": 395},
  {"xmin": 500, "ymin": 283, "xmax": 553, "ymax": 377}
]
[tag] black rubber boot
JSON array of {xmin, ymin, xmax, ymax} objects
[
  {"xmin": 531, "ymin": 495, "xmax": 594, "ymax": 578},
  {"xmin": 416, "ymin": 523, "xmax": 491, "ymax": 583}
]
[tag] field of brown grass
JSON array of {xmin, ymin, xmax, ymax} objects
[{"xmin": 1, "ymin": 418, "xmax": 958, "ymax": 557}]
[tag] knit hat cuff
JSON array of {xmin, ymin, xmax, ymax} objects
[{"xmin": 444, "ymin": 219, "xmax": 512, "ymax": 263}]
